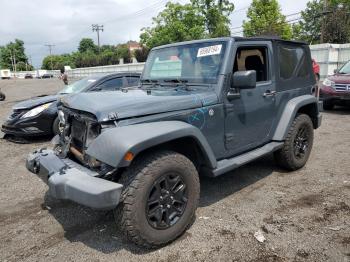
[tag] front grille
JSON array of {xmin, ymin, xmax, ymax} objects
[
  {"xmin": 61, "ymin": 107, "xmax": 100, "ymax": 152},
  {"xmin": 334, "ymin": 83, "xmax": 350, "ymax": 92},
  {"xmin": 71, "ymin": 118, "xmax": 86, "ymax": 150}
]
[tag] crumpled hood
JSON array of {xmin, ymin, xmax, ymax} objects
[
  {"xmin": 328, "ymin": 74, "xmax": 350, "ymax": 84},
  {"xmin": 61, "ymin": 89, "xmax": 218, "ymax": 122},
  {"xmin": 13, "ymin": 94, "xmax": 60, "ymax": 110}
]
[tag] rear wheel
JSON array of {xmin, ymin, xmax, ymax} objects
[
  {"xmin": 323, "ymin": 100, "xmax": 334, "ymax": 110},
  {"xmin": 274, "ymin": 114, "xmax": 314, "ymax": 171},
  {"xmin": 115, "ymin": 150, "xmax": 200, "ymax": 248}
]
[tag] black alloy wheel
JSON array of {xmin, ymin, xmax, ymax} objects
[{"xmin": 146, "ymin": 173, "xmax": 188, "ymax": 229}]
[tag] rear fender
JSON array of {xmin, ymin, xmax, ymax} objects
[{"xmin": 273, "ymin": 95, "xmax": 320, "ymax": 141}]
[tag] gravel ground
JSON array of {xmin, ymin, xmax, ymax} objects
[{"xmin": 0, "ymin": 79, "xmax": 349, "ymax": 262}]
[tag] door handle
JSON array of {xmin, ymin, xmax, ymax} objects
[{"xmin": 263, "ymin": 90, "xmax": 276, "ymax": 97}]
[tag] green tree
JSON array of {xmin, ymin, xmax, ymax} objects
[
  {"xmin": 295, "ymin": 0, "xmax": 350, "ymax": 44},
  {"xmin": 297, "ymin": 0, "xmax": 324, "ymax": 43},
  {"xmin": 116, "ymin": 44, "xmax": 132, "ymax": 63},
  {"xmin": 243, "ymin": 0, "xmax": 292, "ymax": 40},
  {"xmin": 0, "ymin": 39, "xmax": 32, "ymax": 70},
  {"xmin": 322, "ymin": 1, "xmax": 350, "ymax": 43},
  {"xmin": 78, "ymin": 38, "xmax": 98, "ymax": 53},
  {"xmin": 41, "ymin": 54, "xmax": 75, "ymax": 70},
  {"xmin": 140, "ymin": 2, "xmax": 206, "ymax": 48},
  {"xmin": 191, "ymin": 0, "xmax": 234, "ymax": 37},
  {"xmin": 134, "ymin": 46, "xmax": 150, "ymax": 62}
]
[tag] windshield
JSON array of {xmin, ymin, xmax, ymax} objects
[
  {"xmin": 338, "ymin": 61, "xmax": 350, "ymax": 74},
  {"xmin": 142, "ymin": 41, "xmax": 227, "ymax": 84},
  {"xmin": 59, "ymin": 77, "xmax": 97, "ymax": 94}
]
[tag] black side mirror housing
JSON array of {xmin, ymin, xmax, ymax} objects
[
  {"xmin": 227, "ymin": 70, "xmax": 257, "ymax": 100},
  {"xmin": 334, "ymin": 69, "xmax": 338, "ymax": 74},
  {"xmin": 232, "ymin": 70, "xmax": 257, "ymax": 89}
]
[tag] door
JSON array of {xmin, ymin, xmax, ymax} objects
[{"xmin": 224, "ymin": 43, "xmax": 277, "ymax": 155}]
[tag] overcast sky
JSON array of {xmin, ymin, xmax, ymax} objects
[{"xmin": 0, "ymin": 0, "xmax": 309, "ymax": 68}]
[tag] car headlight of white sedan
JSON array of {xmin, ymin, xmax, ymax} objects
[{"xmin": 21, "ymin": 102, "xmax": 53, "ymax": 119}]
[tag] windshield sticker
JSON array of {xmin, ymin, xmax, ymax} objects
[
  {"xmin": 197, "ymin": 45, "xmax": 222, "ymax": 57},
  {"xmin": 87, "ymin": 79, "xmax": 96, "ymax": 82}
]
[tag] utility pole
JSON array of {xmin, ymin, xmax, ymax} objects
[
  {"xmin": 92, "ymin": 24, "xmax": 104, "ymax": 51},
  {"xmin": 45, "ymin": 44, "xmax": 55, "ymax": 70},
  {"xmin": 320, "ymin": 0, "xmax": 328, "ymax": 43}
]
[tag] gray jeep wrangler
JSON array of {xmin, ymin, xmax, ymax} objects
[{"xmin": 26, "ymin": 37, "xmax": 322, "ymax": 248}]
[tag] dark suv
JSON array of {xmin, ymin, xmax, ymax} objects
[
  {"xmin": 26, "ymin": 37, "xmax": 321, "ymax": 248},
  {"xmin": 320, "ymin": 60, "xmax": 350, "ymax": 110}
]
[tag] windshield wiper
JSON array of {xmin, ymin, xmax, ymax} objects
[
  {"xmin": 141, "ymin": 79, "xmax": 159, "ymax": 84},
  {"xmin": 162, "ymin": 79, "xmax": 188, "ymax": 84},
  {"xmin": 160, "ymin": 79, "xmax": 193, "ymax": 91}
]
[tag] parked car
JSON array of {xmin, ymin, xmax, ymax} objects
[
  {"xmin": 2, "ymin": 72, "xmax": 141, "ymax": 138},
  {"xmin": 26, "ymin": 37, "xmax": 321, "ymax": 248},
  {"xmin": 41, "ymin": 73, "xmax": 54, "ymax": 79},
  {"xmin": 24, "ymin": 73, "xmax": 33, "ymax": 79},
  {"xmin": 312, "ymin": 59, "xmax": 320, "ymax": 81},
  {"xmin": 0, "ymin": 89, "xmax": 5, "ymax": 101},
  {"xmin": 319, "ymin": 60, "xmax": 350, "ymax": 110}
]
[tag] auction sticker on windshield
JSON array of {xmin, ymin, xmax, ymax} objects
[{"xmin": 197, "ymin": 45, "xmax": 222, "ymax": 57}]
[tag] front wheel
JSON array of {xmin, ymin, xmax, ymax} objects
[
  {"xmin": 274, "ymin": 114, "xmax": 314, "ymax": 171},
  {"xmin": 115, "ymin": 150, "xmax": 200, "ymax": 248}
]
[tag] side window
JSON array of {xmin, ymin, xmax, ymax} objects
[
  {"xmin": 278, "ymin": 45, "xmax": 309, "ymax": 80},
  {"xmin": 233, "ymin": 47, "xmax": 269, "ymax": 82},
  {"xmin": 126, "ymin": 76, "xmax": 140, "ymax": 86},
  {"xmin": 97, "ymin": 78, "xmax": 123, "ymax": 91}
]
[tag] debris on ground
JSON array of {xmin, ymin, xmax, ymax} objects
[{"xmin": 253, "ymin": 230, "xmax": 266, "ymax": 243}]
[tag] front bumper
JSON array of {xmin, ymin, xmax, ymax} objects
[
  {"xmin": 2, "ymin": 108, "xmax": 56, "ymax": 137},
  {"xmin": 26, "ymin": 149, "xmax": 123, "ymax": 210},
  {"xmin": 319, "ymin": 86, "xmax": 350, "ymax": 102}
]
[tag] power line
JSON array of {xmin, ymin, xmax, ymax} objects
[{"xmin": 230, "ymin": 11, "xmax": 303, "ymax": 33}]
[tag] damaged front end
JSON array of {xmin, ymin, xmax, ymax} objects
[{"xmin": 26, "ymin": 106, "xmax": 122, "ymax": 210}]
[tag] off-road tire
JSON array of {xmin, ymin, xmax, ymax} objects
[
  {"xmin": 52, "ymin": 116, "xmax": 60, "ymax": 135},
  {"xmin": 323, "ymin": 100, "xmax": 334, "ymax": 110},
  {"xmin": 114, "ymin": 150, "xmax": 200, "ymax": 248},
  {"xmin": 274, "ymin": 114, "xmax": 314, "ymax": 171}
]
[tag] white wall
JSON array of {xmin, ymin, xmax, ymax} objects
[{"xmin": 310, "ymin": 43, "xmax": 350, "ymax": 80}]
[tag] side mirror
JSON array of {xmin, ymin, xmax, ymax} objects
[
  {"xmin": 232, "ymin": 70, "xmax": 257, "ymax": 89},
  {"xmin": 334, "ymin": 69, "xmax": 338, "ymax": 74},
  {"xmin": 227, "ymin": 70, "xmax": 256, "ymax": 100}
]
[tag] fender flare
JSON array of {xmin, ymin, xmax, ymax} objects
[
  {"xmin": 273, "ymin": 95, "xmax": 319, "ymax": 141},
  {"xmin": 86, "ymin": 121, "xmax": 217, "ymax": 169}
]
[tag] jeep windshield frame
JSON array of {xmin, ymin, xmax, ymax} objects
[{"xmin": 142, "ymin": 40, "xmax": 228, "ymax": 85}]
